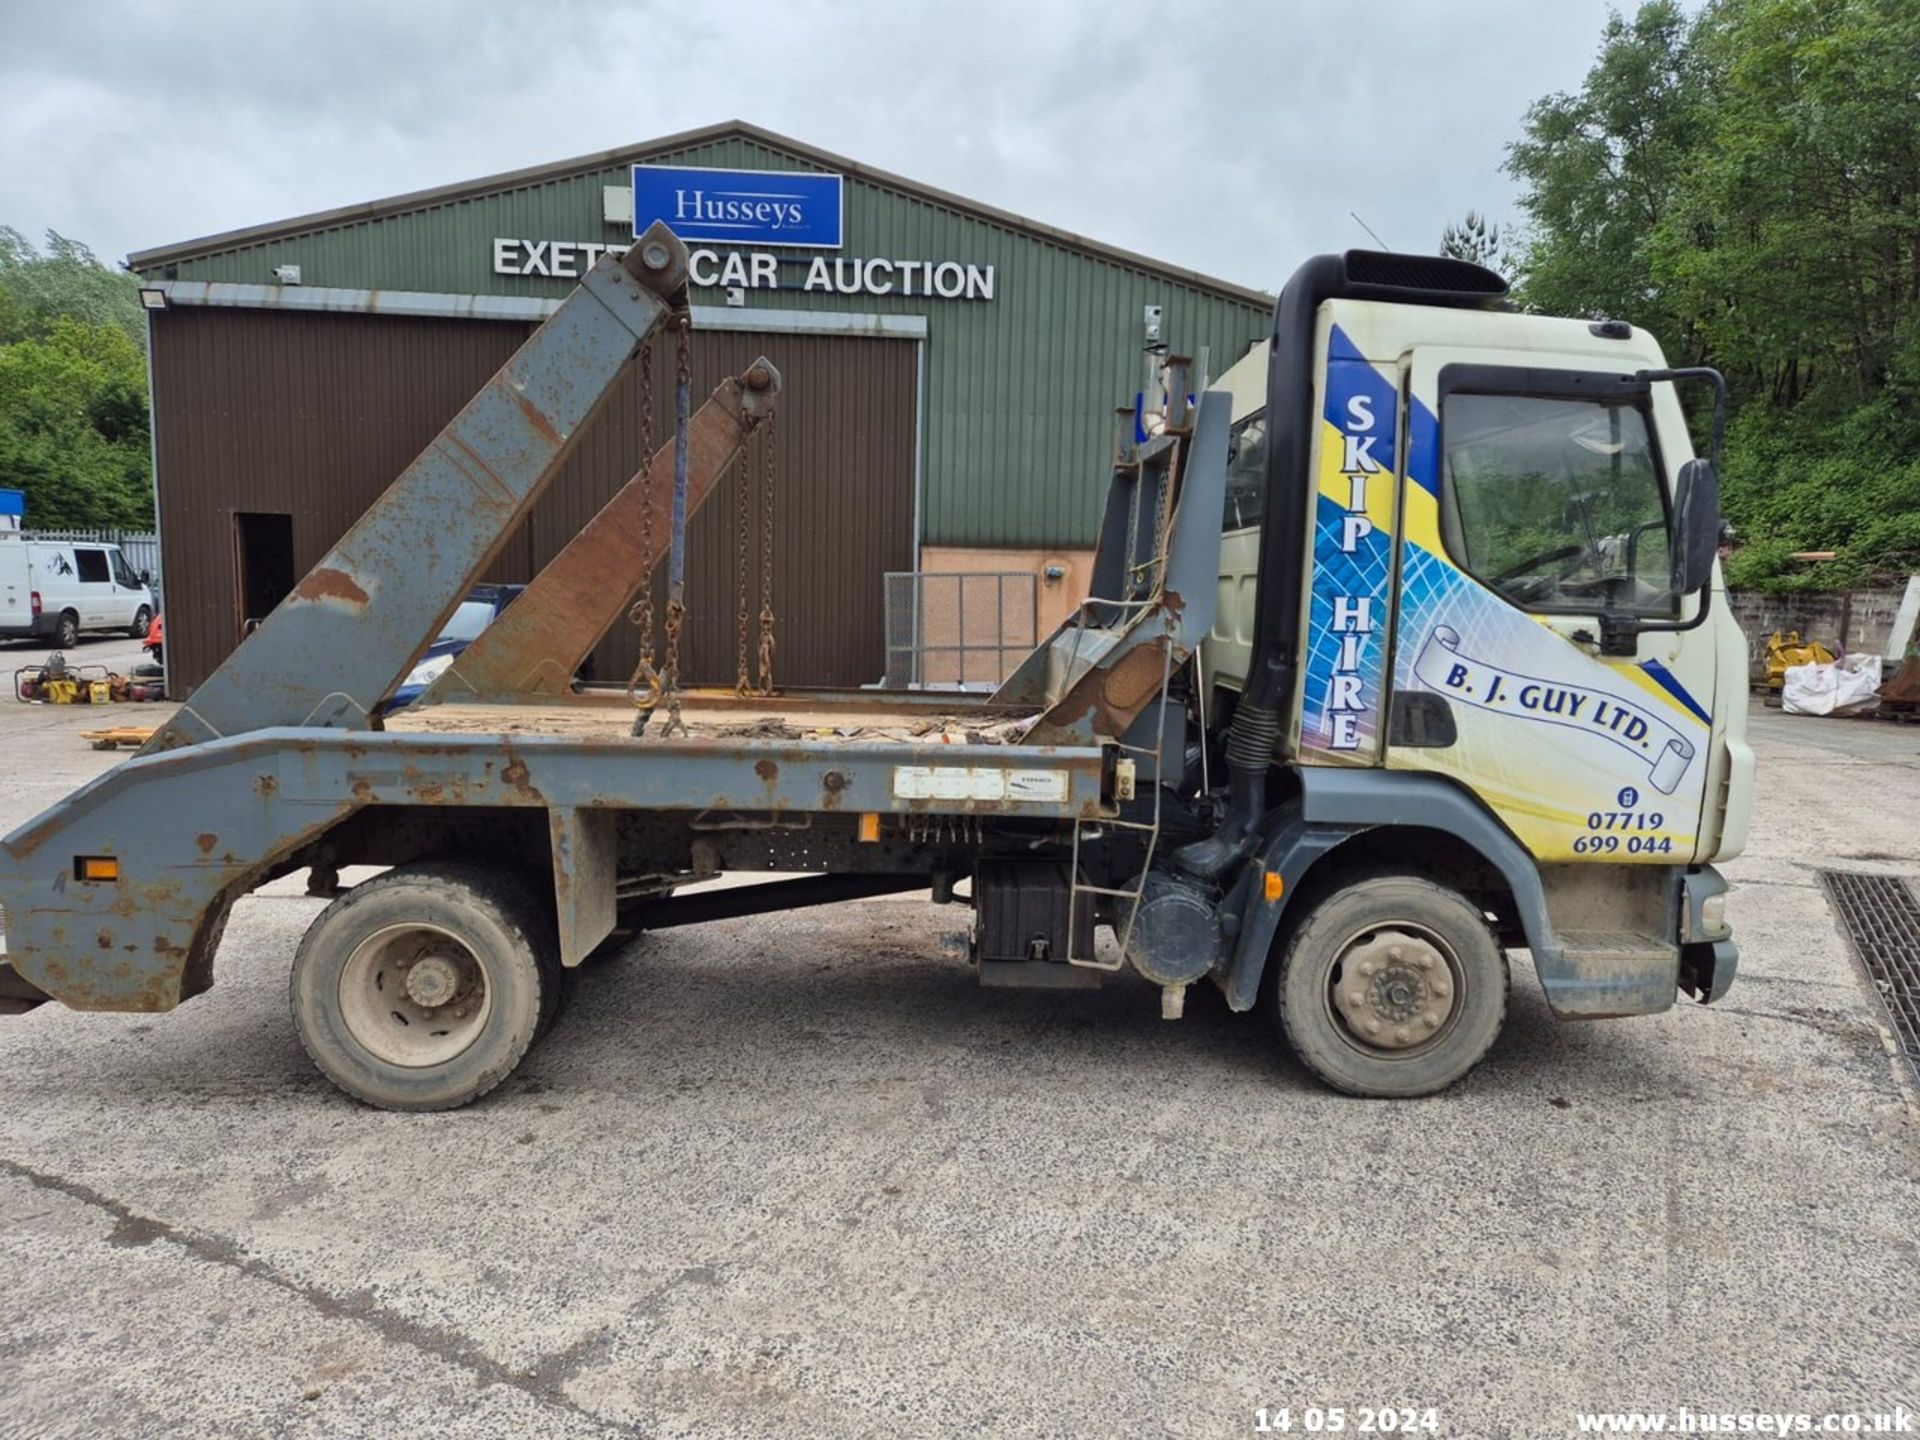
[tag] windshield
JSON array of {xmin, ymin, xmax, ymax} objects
[
  {"xmin": 437, "ymin": 600, "xmax": 496, "ymax": 645},
  {"xmin": 1441, "ymin": 391, "xmax": 1676, "ymax": 615}
]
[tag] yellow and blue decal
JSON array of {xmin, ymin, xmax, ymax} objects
[{"xmin": 1300, "ymin": 325, "xmax": 1400, "ymax": 764}]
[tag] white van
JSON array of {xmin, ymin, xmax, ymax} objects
[{"xmin": 0, "ymin": 535, "xmax": 157, "ymax": 648}]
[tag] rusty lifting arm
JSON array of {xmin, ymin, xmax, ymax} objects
[
  {"xmin": 417, "ymin": 360, "xmax": 783, "ymax": 703},
  {"xmin": 143, "ymin": 223, "xmax": 693, "ymax": 752}
]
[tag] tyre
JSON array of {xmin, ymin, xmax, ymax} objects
[
  {"xmin": 1270, "ymin": 873, "xmax": 1508, "ymax": 1098},
  {"xmin": 54, "ymin": 611, "xmax": 79, "ymax": 649},
  {"xmin": 128, "ymin": 606, "xmax": 151, "ymax": 640},
  {"xmin": 291, "ymin": 862, "xmax": 558, "ymax": 1110}
]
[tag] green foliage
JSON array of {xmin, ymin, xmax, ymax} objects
[
  {"xmin": 1506, "ymin": 1, "xmax": 1708, "ymax": 346},
  {"xmin": 0, "ymin": 230, "xmax": 152, "ymax": 529},
  {"xmin": 0, "ymin": 228, "xmax": 146, "ymax": 350},
  {"xmin": 1504, "ymin": 0, "xmax": 1920, "ymax": 591}
]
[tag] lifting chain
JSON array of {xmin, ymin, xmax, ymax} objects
[
  {"xmin": 755, "ymin": 409, "xmax": 777, "ymax": 696},
  {"xmin": 734, "ymin": 402, "xmax": 754, "ymax": 696},
  {"xmin": 657, "ymin": 314, "xmax": 694, "ymax": 738},
  {"xmin": 625, "ymin": 343, "xmax": 662, "ymax": 716}
]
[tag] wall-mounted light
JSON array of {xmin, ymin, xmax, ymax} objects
[{"xmin": 137, "ymin": 287, "xmax": 169, "ymax": 311}]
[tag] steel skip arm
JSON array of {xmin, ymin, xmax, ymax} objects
[
  {"xmin": 420, "ymin": 361, "xmax": 781, "ymax": 704},
  {"xmin": 144, "ymin": 224, "xmax": 692, "ymax": 752}
]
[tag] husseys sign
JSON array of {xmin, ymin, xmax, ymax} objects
[
  {"xmin": 488, "ymin": 162, "xmax": 998, "ymax": 301},
  {"xmin": 632, "ymin": 164, "xmax": 843, "ymax": 248}
]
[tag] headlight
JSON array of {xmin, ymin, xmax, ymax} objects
[
  {"xmin": 403, "ymin": 653, "xmax": 454, "ymax": 688},
  {"xmin": 1700, "ymin": 892, "xmax": 1728, "ymax": 935}
]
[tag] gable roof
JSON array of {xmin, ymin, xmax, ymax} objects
[{"xmin": 128, "ymin": 119, "xmax": 1273, "ymax": 308}]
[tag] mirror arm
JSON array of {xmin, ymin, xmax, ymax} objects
[{"xmin": 1633, "ymin": 366, "xmax": 1727, "ymax": 470}]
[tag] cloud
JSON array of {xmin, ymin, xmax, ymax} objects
[{"xmin": 0, "ymin": 0, "xmax": 1625, "ymax": 288}]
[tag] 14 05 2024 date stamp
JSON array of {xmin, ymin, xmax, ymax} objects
[{"xmin": 1254, "ymin": 1406, "xmax": 1441, "ymax": 1433}]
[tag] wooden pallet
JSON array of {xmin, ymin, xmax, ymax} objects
[{"xmin": 79, "ymin": 726, "xmax": 155, "ymax": 751}]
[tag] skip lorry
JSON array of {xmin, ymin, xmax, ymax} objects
[{"xmin": 0, "ymin": 229, "xmax": 1752, "ymax": 1107}]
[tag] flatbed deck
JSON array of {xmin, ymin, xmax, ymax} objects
[{"xmin": 394, "ymin": 686, "xmax": 1039, "ymax": 745}]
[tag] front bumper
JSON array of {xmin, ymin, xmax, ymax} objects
[
  {"xmin": 1678, "ymin": 865, "xmax": 1738, "ymax": 1003},
  {"xmin": 1680, "ymin": 938, "xmax": 1739, "ymax": 1003}
]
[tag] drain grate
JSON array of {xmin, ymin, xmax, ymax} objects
[{"xmin": 1820, "ymin": 870, "xmax": 1920, "ymax": 1082}]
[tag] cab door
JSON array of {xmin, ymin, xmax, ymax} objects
[{"xmin": 1386, "ymin": 348, "xmax": 1716, "ymax": 864}]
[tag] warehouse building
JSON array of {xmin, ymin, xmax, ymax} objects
[{"xmin": 130, "ymin": 121, "xmax": 1271, "ymax": 693}]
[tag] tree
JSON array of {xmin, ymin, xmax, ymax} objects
[
  {"xmin": 1440, "ymin": 211, "xmax": 1506, "ymax": 274},
  {"xmin": 0, "ymin": 232, "xmax": 153, "ymax": 529},
  {"xmin": 0, "ymin": 228, "xmax": 146, "ymax": 351},
  {"xmin": 1503, "ymin": 0, "xmax": 1920, "ymax": 590},
  {"xmin": 1504, "ymin": 0, "xmax": 1707, "ymax": 344}
]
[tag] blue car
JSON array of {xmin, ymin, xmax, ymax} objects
[{"xmin": 387, "ymin": 584, "xmax": 524, "ymax": 709}]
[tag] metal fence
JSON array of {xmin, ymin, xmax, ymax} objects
[
  {"xmin": 22, "ymin": 529, "xmax": 163, "ymax": 608},
  {"xmin": 883, "ymin": 571, "xmax": 1039, "ymax": 689}
]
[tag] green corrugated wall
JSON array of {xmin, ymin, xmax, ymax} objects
[{"xmin": 142, "ymin": 133, "xmax": 1273, "ymax": 549}]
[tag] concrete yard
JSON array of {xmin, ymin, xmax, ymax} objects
[{"xmin": 0, "ymin": 693, "xmax": 1916, "ymax": 1438}]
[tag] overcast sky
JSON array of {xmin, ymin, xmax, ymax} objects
[{"xmin": 1, "ymin": 0, "xmax": 1628, "ymax": 291}]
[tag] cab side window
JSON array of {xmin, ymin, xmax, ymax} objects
[
  {"xmin": 111, "ymin": 551, "xmax": 140, "ymax": 588},
  {"xmin": 1222, "ymin": 411, "xmax": 1267, "ymax": 531},
  {"xmin": 73, "ymin": 548, "xmax": 110, "ymax": 584},
  {"xmin": 1440, "ymin": 391, "xmax": 1676, "ymax": 616}
]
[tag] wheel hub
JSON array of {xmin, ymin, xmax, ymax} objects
[
  {"xmin": 1332, "ymin": 929, "xmax": 1456, "ymax": 1050},
  {"xmin": 337, "ymin": 923, "xmax": 492, "ymax": 1069},
  {"xmin": 403, "ymin": 954, "xmax": 462, "ymax": 1008}
]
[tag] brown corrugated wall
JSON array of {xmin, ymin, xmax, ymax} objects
[{"xmin": 150, "ymin": 307, "xmax": 917, "ymax": 694}]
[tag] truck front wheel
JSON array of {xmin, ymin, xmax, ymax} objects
[
  {"xmin": 291, "ymin": 862, "xmax": 558, "ymax": 1110},
  {"xmin": 1271, "ymin": 873, "xmax": 1509, "ymax": 1098}
]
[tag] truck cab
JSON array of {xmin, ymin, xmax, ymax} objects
[
  {"xmin": 1206, "ymin": 294, "xmax": 1754, "ymax": 872},
  {"xmin": 1119, "ymin": 253, "xmax": 1755, "ymax": 1093}
]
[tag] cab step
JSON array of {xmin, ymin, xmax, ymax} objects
[
  {"xmin": 1554, "ymin": 928, "xmax": 1679, "ymax": 965},
  {"xmin": 977, "ymin": 959, "xmax": 1103, "ymax": 990}
]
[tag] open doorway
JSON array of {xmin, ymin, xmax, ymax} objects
[{"xmin": 233, "ymin": 512, "xmax": 295, "ymax": 638}]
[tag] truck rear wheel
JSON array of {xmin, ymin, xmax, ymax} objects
[
  {"xmin": 1271, "ymin": 873, "xmax": 1508, "ymax": 1098},
  {"xmin": 291, "ymin": 862, "xmax": 557, "ymax": 1110}
]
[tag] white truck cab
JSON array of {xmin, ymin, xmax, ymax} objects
[{"xmin": 1203, "ymin": 301, "xmax": 1755, "ymax": 871}]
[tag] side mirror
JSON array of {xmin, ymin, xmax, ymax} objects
[
  {"xmin": 139, "ymin": 569, "xmax": 151, "ymax": 586},
  {"xmin": 1674, "ymin": 458, "xmax": 1720, "ymax": 594}
]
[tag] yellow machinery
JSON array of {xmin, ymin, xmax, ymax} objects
[{"xmin": 1765, "ymin": 630, "xmax": 1834, "ymax": 690}]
